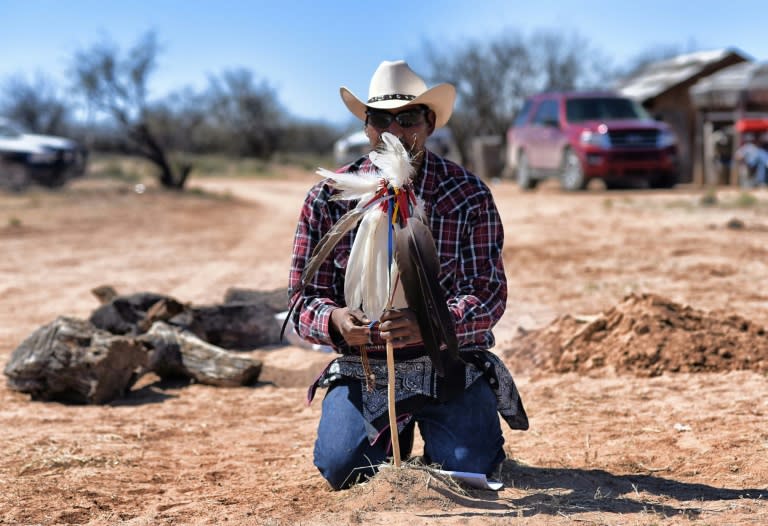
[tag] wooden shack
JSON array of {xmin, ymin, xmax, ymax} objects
[
  {"xmin": 616, "ymin": 49, "xmax": 750, "ymax": 184},
  {"xmin": 689, "ymin": 61, "xmax": 768, "ymax": 186}
]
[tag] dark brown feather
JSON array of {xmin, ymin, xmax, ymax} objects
[
  {"xmin": 394, "ymin": 219, "xmax": 462, "ymax": 380},
  {"xmin": 279, "ymin": 291, "xmax": 301, "ymax": 343}
]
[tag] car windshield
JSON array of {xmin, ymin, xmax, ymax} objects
[
  {"xmin": 0, "ymin": 123, "xmax": 23, "ymax": 138},
  {"xmin": 566, "ymin": 98, "xmax": 650, "ymax": 122}
]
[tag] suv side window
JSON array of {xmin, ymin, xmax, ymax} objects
[
  {"xmin": 532, "ymin": 99, "xmax": 560, "ymax": 127},
  {"xmin": 513, "ymin": 100, "xmax": 533, "ymax": 126}
]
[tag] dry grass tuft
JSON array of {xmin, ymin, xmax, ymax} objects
[
  {"xmin": 340, "ymin": 459, "xmax": 480, "ymax": 513},
  {"xmin": 18, "ymin": 443, "xmax": 121, "ymax": 475}
]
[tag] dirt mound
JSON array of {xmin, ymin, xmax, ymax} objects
[
  {"xmin": 502, "ymin": 292, "xmax": 768, "ymax": 377},
  {"xmin": 341, "ymin": 466, "xmax": 455, "ymax": 512}
]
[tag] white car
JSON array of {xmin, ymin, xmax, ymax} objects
[{"xmin": 0, "ymin": 118, "xmax": 87, "ymax": 191}]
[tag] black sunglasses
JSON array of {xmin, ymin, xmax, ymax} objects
[{"xmin": 365, "ymin": 107, "xmax": 427, "ymax": 130}]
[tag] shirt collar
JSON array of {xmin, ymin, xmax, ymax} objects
[{"xmin": 414, "ymin": 149, "xmax": 439, "ymax": 203}]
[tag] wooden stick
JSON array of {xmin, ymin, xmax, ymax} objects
[{"xmin": 386, "ymin": 339, "xmax": 401, "ymax": 467}]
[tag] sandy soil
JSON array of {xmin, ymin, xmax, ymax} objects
[{"xmin": 1, "ymin": 171, "xmax": 767, "ymax": 526}]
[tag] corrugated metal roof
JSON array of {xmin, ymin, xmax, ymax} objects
[
  {"xmin": 616, "ymin": 48, "xmax": 750, "ymax": 102},
  {"xmin": 689, "ymin": 62, "xmax": 757, "ymax": 108},
  {"xmin": 690, "ymin": 61, "xmax": 768, "ymax": 108}
]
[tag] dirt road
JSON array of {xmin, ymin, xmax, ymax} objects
[{"xmin": 1, "ymin": 173, "xmax": 766, "ymax": 525}]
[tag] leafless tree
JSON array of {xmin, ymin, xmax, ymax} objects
[
  {"xmin": 0, "ymin": 73, "xmax": 72, "ymax": 135},
  {"xmin": 146, "ymin": 87, "xmax": 210, "ymax": 153},
  {"xmin": 204, "ymin": 68, "xmax": 285, "ymax": 159},
  {"xmin": 279, "ymin": 120, "xmax": 339, "ymax": 155},
  {"xmin": 71, "ymin": 31, "xmax": 191, "ymax": 189},
  {"xmin": 424, "ymin": 31, "xmax": 534, "ymax": 163},
  {"xmin": 422, "ymin": 28, "xmax": 614, "ymax": 162},
  {"xmin": 530, "ymin": 30, "xmax": 587, "ymax": 91}
]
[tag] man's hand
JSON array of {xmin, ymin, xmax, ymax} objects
[
  {"xmin": 379, "ymin": 308, "xmax": 422, "ymax": 348},
  {"xmin": 330, "ymin": 307, "xmax": 371, "ymax": 347}
]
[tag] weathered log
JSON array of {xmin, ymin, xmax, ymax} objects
[
  {"xmin": 89, "ymin": 291, "xmax": 183, "ymax": 335},
  {"xmin": 89, "ymin": 287, "xmax": 287, "ymax": 350},
  {"xmin": 3, "ymin": 317, "xmax": 147, "ymax": 404},
  {"xmin": 137, "ymin": 297, "xmax": 186, "ymax": 332},
  {"xmin": 141, "ymin": 322, "xmax": 262, "ymax": 386},
  {"xmin": 91, "ymin": 284, "xmax": 119, "ymax": 305},
  {"xmin": 223, "ymin": 287, "xmax": 288, "ymax": 310},
  {"xmin": 175, "ymin": 302, "xmax": 284, "ymax": 350}
]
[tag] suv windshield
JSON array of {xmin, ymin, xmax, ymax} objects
[
  {"xmin": 566, "ymin": 97, "xmax": 650, "ymax": 122},
  {"xmin": 0, "ymin": 123, "xmax": 23, "ymax": 138}
]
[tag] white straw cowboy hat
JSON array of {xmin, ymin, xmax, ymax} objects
[{"xmin": 340, "ymin": 60, "xmax": 456, "ymax": 129}]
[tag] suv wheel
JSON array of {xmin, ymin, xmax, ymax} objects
[
  {"xmin": 0, "ymin": 162, "xmax": 31, "ymax": 193},
  {"xmin": 516, "ymin": 151, "xmax": 537, "ymax": 190},
  {"xmin": 560, "ymin": 148, "xmax": 586, "ymax": 191},
  {"xmin": 649, "ymin": 171, "xmax": 679, "ymax": 189}
]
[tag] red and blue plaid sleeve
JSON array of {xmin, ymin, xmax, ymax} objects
[{"xmin": 287, "ymin": 180, "xmax": 347, "ymax": 348}]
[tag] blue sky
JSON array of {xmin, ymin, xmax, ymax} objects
[{"xmin": 1, "ymin": 0, "xmax": 766, "ymax": 126}]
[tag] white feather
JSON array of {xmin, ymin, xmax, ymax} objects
[
  {"xmin": 316, "ymin": 167, "xmax": 380, "ymax": 202},
  {"xmin": 411, "ymin": 196, "xmax": 427, "ymax": 222},
  {"xmin": 369, "ymin": 132, "xmax": 414, "ymax": 189},
  {"xmin": 343, "ymin": 207, "xmax": 391, "ymax": 320},
  {"xmin": 363, "ymin": 209, "xmax": 390, "ymax": 318},
  {"xmin": 344, "ymin": 212, "xmax": 371, "ymax": 312},
  {"xmin": 318, "ymin": 131, "xmax": 417, "ymax": 320}
]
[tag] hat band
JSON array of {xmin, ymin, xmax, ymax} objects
[{"xmin": 367, "ymin": 93, "xmax": 416, "ymax": 103}]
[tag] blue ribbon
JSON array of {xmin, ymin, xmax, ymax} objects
[{"xmin": 387, "ymin": 192, "xmax": 394, "ymax": 269}]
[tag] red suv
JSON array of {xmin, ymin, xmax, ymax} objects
[{"xmin": 504, "ymin": 92, "xmax": 679, "ymax": 190}]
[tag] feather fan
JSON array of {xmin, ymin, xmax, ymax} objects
[{"xmin": 283, "ymin": 132, "xmax": 463, "ymax": 382}]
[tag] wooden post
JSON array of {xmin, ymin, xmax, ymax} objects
[
  {"xmin": 731, "ymin": 128, "xmax": 742, "ymax": 187},
  {"xmin": 692, "ymin": 111, "xmax": 704, "ymax": 187},
  {"xmin": 386, "ymin": 339, "xmax": 401, "ymax": 467},
  {"xmin": 702, "ymin": 120, "xmax": 714, "ymax": 187}
]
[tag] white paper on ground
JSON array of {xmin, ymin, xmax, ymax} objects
[
  {"xmin": 377, "ymin": 464, "xmax": 503, "ymax": 490},
  {"xmin": 434, "ymin": 469, "xmax": 503, "ymax": 490}
]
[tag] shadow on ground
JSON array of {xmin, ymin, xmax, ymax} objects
[{"xmin": 419, "ymin": 460, "xmax": 764, "ymax": 520}]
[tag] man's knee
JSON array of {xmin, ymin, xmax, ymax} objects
[
  {"xmin": 314, "ymin": 446, "xmax": 379, "ymax": 490},
  {"xmin": 420, "ymin": 378, "xmax": 506, "ymax": 475},
  {"xmin": 426, "ymin": 432, "xmax": 505, "ymax": 476},
  {"xmin": 313, "ymin": 382, "xmax": 385, "ymax": 490},
  {"xmin": 320, "ymin": 464, "xmax": 377, "ymax": 490}
]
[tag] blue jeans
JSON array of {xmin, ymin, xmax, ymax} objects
[
  {"xmin": 745, "ymin": 147, "xmax": 768, "ymax": 186},
  {"xmin": 313, "ymin": 377, "xmax": 506, "ymax": 490},
  {"xmin": 755, "ymin": 159, "xmax": 767, "ymax": 185}
]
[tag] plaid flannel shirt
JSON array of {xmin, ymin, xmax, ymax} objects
[
  {"xmin": 288, "ymin": 149, "xmax": 507, "ymax": 353},
  {"xmin": 287, "ymin": 148, "xmax": 528, "ymax": 435}
]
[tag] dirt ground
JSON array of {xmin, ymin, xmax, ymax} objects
[{"xmin": 1, "ymin": 169, "xmax": 767, "ymax": 526}]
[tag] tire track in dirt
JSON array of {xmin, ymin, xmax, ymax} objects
[{"xmin": 167, "ymin": 177, "xmax": 310, "ymax": 304}]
